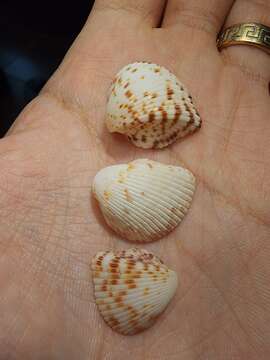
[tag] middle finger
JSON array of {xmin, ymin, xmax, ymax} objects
[{"xmin": 162, "ymin": 0, "xmax": 235, "ymax": 46}]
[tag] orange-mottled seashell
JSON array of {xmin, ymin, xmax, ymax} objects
[
  {"xmin": 106, "ymin": 62, "xmax": 201, "ymax": 149},
  {"xmin": 91, "ymin": 248, "xmax": 178, "ymax": 335}
]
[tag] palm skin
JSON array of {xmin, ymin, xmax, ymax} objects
[{"xmin": 1, "ymin": 2, "xmax": 270, "ymax": 359}]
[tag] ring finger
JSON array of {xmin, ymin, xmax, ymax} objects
[{"xmin": 219, "ymin": 0, "xmax": 270, "ymax": 79}]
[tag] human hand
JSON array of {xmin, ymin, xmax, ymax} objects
[{"xmin": 1, "ymin": 1, "xmax": 270, "ymax": 359}]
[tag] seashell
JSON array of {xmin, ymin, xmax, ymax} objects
[
  {"xmin": 106, "ymin": 61, "xmax": 201, "ymax": 149},
  {"xmin": 91, "ymin": 248, "xmax": 178, "ymax": 335},
  {"xmin": 92, "ymin": 159, "xmax": 195, "ymax": 242}
]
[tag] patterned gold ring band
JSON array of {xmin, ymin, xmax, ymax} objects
[{"xmin": 217, "ymin": 22, "xmax": 270, "ymax": 55}]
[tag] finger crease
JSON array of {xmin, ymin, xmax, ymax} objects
[
  {"xmin": 93, "ymin": 3, "xmax": 153, "ymax": 23},
  {"xmin": 222, "ymin": 53, "xmax": 269, "ymax": 87},
  {"xmin": 40, "ymin": 89, "xmax": 99, "ymax": 141}
]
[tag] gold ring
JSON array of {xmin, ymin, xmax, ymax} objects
[{"xmin": 217, "ymin": 22, "xmax": 270, "ymax": 55}]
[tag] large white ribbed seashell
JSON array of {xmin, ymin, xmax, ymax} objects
[
  {"xmin": 92, "ymin": 159, "xmax": 195, "ymax": 242},
  {"xmin": 106, "ymin": 62, "xmax": 201, "ymax": 149},
  {"xmin": 92, "ymin": 248, "xmax": 178, "ymax": 335}
]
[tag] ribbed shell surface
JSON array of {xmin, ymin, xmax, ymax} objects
[
  {"xmin": 106, "ymin": 62, "xmax": 201, "ymax": 149},
  {"xmin": 92, "ymin": 159, "xmax": 196, "ymax": 242},
  {"xmin": 92, "ymin": 248, "xmax": 178, "ymax": 335}
]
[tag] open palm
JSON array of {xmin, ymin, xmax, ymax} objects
[{"xmin": 1, "ymin": 1, "xmax": 270, "ymax": 359}]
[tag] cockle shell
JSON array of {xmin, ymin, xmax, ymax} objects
[
  {"xmin": 106, "ymin": 62, "xmax": 201, "ymax": 149},
  {"xmin": 92, "ymin": 159, "xmax": 196, "ymax": 242},
  {"xmin": 91, "ymin": 248, "xmax": 178, "ymax": 335}
]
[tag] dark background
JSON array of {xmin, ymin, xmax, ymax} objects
[{"xmin": 0, "ymin": 0, "xmax": 94, "ymax": 136}]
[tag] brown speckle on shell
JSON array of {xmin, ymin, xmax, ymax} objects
[
  {"xmin": 127, "ymin": 163, "xmax": 135, "ymax": 171},
  {"xmin": 124, "ymin": 188, "xmax": 133, "ymax": 202},
  {"xmin": 125, "ymin": 90, "xmax": 132, "ymax": 98},
  {"xmin": 103, "ymin": 190, "xmax": 111, "ymax": 201},
  {"xmin": 141, "ymin": 135, "xmax": 146, "ymax": 143},
  {"xmin": 167, "ymin": 87, "xmax": 174, "ymax": 100}
]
